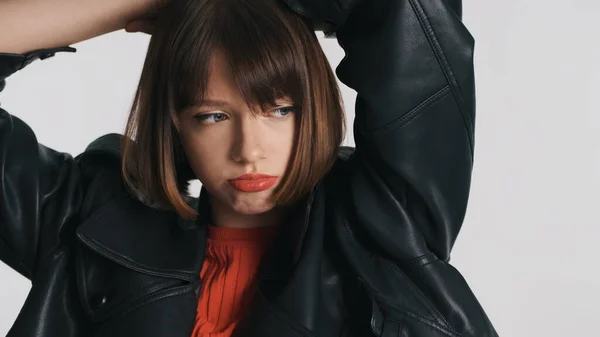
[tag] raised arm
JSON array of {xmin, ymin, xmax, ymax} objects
[
  {"xmin": 0, "ymin": 0, "xmax": 157, "ymax": 279},
  {"xmin": 283, "ymin": 0, "xmax": 497, "ymax": 336},
  {"xmin": 0, "ymin": 50, "xmax": 83, "ymax": 279},
  {"xmin": 334, "ymin": 0, "xmax": 475, "ymax": 262},
  {"xmin": 0, "ymin": 0, "xmax": 154, "ymax": 53},
  {"xmin": 287, "ymin": 0, "xmax": 474, "ymax": 260}
]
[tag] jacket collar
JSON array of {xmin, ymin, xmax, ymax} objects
[
  {"xmin": 76, "ymin": 192, "xmax": 207, "ymax": 281},
  {"xmin": 75, "ymin": 185, "xmax": 315, "ymax": 281}
]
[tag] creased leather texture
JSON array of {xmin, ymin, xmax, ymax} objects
[{"xmin": 0, "ymin": 0, "xmax": 498, "ymax": 336}]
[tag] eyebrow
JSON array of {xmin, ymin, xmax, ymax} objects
[
  {"xmin": 191, "ymin": 97, "xmax": 294, "ymax": 109},
  {"xmin": 192, "ymin": 99, "xmax": 231, "ymax": 108}
]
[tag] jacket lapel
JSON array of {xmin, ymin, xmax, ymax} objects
[{"xmin": 75, "ymin": 191, "xmax": 208, "ymax": 282}]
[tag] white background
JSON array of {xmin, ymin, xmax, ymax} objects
[{"xmin": 1, "ymin": 0, "xmax": 599, "ymax": 336}]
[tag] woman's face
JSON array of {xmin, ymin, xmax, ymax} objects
[{"xmin": 176, "ymin": 52, "xmax": 296, "ymax": 216}]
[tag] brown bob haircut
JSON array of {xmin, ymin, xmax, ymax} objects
[{"xmin": 122, "ymin": 0, "xmax": 346, "ymax": 220}]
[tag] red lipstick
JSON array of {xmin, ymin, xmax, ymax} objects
[{"xmin": 228, "ymin": 173, "xmax": 278, "ymax": 193}]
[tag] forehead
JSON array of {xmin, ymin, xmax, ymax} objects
[{"xmin": 203, "ymin": 51, "xmax": 239, "ymax": 101}]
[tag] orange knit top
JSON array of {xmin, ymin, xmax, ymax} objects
[{"xmin": 191, "ymin": 224, "xmax": 280, "ymax": 337}]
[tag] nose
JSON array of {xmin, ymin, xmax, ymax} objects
[{"xmin": 230, "ymin": 115, "xmax": 266, "ymax": 164}]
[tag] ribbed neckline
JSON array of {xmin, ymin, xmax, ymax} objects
[{"xmin": 207, "ymin": 224, "xmax": 281, "ymax": 243}]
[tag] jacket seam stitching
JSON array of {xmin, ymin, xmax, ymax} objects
[
  {"xmin": 372, "ymin": 290, "xmax": 454, "ymax": 335},
  {"xmin": 408, "ymin": 252, "xmax": 437, "ymax": 268},
  {"xmin": 410, "ymin": 0, "xmax": 472, "ymax": 126},
  {"xmin": 343, "ymin": 215, "xmax": 456, "ymax": 335},
  {"xmin": 363, "ymin": 85, "xmax": 451, "ymax": 136},
  {"xmin": 77, "ymin": 234, "xmax": 195, "ymax": 281},
  {"xmin": 385, "ymin": 306, "xmax": 463, "ymax": 337},
  {"xmin": 409, "ymin": 0, "xmax": 474, "ymax": 156},
  {"xmin": 386, "ymin": 261, "xmax": 458, "ymax": 333}
]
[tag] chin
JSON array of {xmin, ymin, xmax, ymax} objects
[
  {"xmin": 228, "ymin": 192, "xmax": 277, "ymax": 215},
  {"xmin": 230, "ymin": 201, "xmax": 276, "ymax": 215}
]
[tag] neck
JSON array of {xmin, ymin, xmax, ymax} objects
[{"xmin": 208, "ymin": 200, "xmax": 289, "ymax": 229}]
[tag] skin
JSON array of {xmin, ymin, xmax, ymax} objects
[{"xmin": 174, "ymin": 50, "xmax": 297, "ymax": 229}]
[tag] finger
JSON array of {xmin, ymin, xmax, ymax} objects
[
  {"xmin": 124, "ymin": 20, "xmax": 142, "ymax": 32},
  {"xmin": 125, "ymin": 20, "xmax": 155, "ymax": 34}
]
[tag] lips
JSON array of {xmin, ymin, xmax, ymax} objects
[{"xmin": 228, "ymin": 174, "xmax": 278, "ymax": 193}]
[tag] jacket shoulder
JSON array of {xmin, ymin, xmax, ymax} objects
[
  {"xmin": 77, "ymin": 133, "xmax": 123, "ymax": 173},
  {"xmin": 76, "ymin": 133, "xmax": 129, "ymax": 219},
  {"xmin": 82, "ymin": 133, "xmax": 123, "ymax": 158}
]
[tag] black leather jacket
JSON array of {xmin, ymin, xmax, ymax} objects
[{"xmin": 0, "ymin": 0, "xmax": 498, "ymax": 336}]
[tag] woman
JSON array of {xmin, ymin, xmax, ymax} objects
[{"xmin": 0, "ymin": 0, "xmax": 497, "ymax": 336}]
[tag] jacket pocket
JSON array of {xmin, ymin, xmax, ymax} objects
[
  {"xmin": 381, "ymin": 319, "xmax": 404, "ymax": 337},
  {"xmin": 370, "ymin": 297, "xmax": 405, "ymax": 337},
  {"xmin": 75, "ymin": 242, "xmax": 188, "ymax": 323},
  {"xmin": 370, "ymin": 293, "xmax": 463, "ymax": 337}
]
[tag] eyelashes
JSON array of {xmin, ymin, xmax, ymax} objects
[
  {"xmin": 194, "ymin": 112, "xmax": 228, "ymax": 123},
  {"xmin": 270, "ymin": 106, "xmax": 296, "ymax": 117},
  {"xmin": 193, "ymin": 105, "xmax": 297, "ymax": 124}
]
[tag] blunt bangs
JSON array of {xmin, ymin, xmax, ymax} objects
[{"xmin": 165, "ymin": 0, "xmax": 311, "ymax": 113}]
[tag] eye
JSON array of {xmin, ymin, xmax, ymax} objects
[
  {"xmin": 270, "ymin": 106, "xmax": 296, "ymax": 118},
  {"xmin": 194, "ymin": 112, "xmax": 229, "ymax": 124}
]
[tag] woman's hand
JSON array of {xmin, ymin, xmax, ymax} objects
[
  {"xmin": 0, "ymin": 0, "xmax": 169, "ymax": 53},
  {"xmin": 125, "ymin": 0, "xmax": 169, "ymax": 34}
]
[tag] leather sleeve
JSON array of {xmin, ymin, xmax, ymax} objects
[
  {"xmin": 287, "ymin": 0, "xmax": 474, "ymax": 262},
  {"xmin": 0, "ymin": 47, "xmax": 83, "ymax": 280},
  {"xmin": 283, "ymin": 1, "xmax": 497, "ymax": 336},
  {"xmin": 334, "ymin": 0, "xmax": 475, "ymax": 264}
]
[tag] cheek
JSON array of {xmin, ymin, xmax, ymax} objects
[
  {"xmin": 268, "ymin": 120, "xmax": 296, "ymax": 154},
  {"xmin": 179, "ymin": 130, "xmax": 228, "ymax": 181},
  {"xmin": 283, "ymin": 124, "xmax": 296, "ymax": 157}
]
